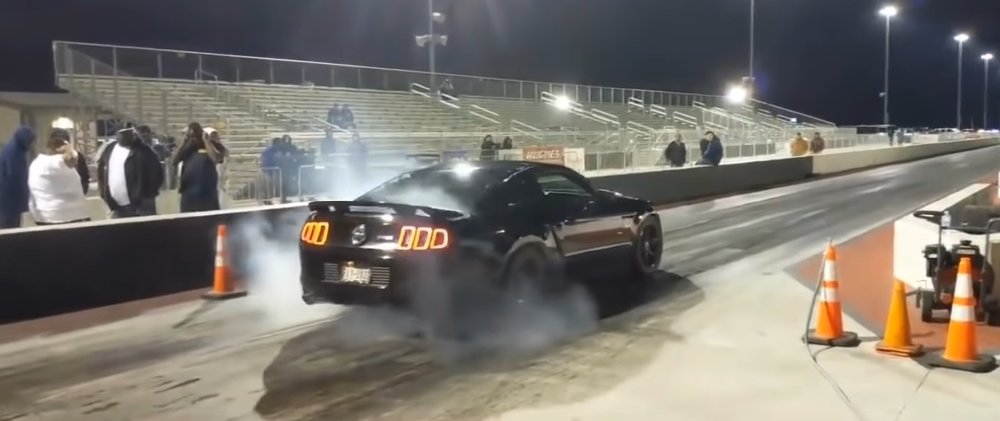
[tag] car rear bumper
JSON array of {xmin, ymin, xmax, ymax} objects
[{"xmin": 299, "ymin": 248, "xmax": 496, "ymax": 307}]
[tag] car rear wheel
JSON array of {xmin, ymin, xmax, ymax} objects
[
  {"xmin": 503, "ymin": 245, "xmax": 566, "ymax": 300},
  {"xmin": 631, "ymin": 216, "xmax": 663, "ymax": 278}
]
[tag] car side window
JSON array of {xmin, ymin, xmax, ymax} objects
[
  {"xmin": 536, "ymin": 172, "xmax": 591, "ymax": 197},
  {"xmin": 478, "ymin": 173, "xmax": 543, "ymax": 212}
]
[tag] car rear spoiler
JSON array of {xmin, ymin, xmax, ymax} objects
[{"xmin": 307, "ymin": 200, "xmax": 465, "ymax": 219}]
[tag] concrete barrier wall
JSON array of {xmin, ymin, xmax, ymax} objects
[
  {"xmin": 812, "ymin": 137, "xmax": 1000, "ymax": 175},
  {"xmin": 0, "ymin": 205, "xmax": 308, "ymax": 324},
  {"xmin": 590, "ymin": 157, "xmax": 813, "ymax": 204},
  {"xmin": 1, "ymin": 140, "xmax": 998, "ymax": 324}
]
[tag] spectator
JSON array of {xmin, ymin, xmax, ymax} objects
[
  {"xmin": 278, "ymin": 135, "xmax": 299, "ymax": 198},
  {"xmin": 97, "ymin": 127, "xmax": 163, "ymax": 218},
  {"xmin": 440, "ymin": 78, "xmax": 456, "ymax": 98},
  {"xmin": 327, "ymin": 103, "xmax": 342, "ymax": 126},
  {"xmin": 259, "ymin": 137, "xmax": 283, "ymax": 201},
  {"xmin": 154, "ymin": 136, "xmax": 177, "ymax": 189},
  {"xmin": 479, "ymin": 134, "xmax": 497, "ymax": 161},
  {"xmin": 137, "ymin": 125, "xmax": 154, "ymax": 146},
  {"xmin": 174, "ymin": 122, "xmax": 224, "ymax": 213},
  {"xmin": 208, "ymin": 130, "xmax": 229, "ymax": 194},
  {"xmin": 261, "ymin": 137, "xmax": 282, "ymax": 170},
  {"xmin": 48, "ymin": 128, "xmax": 90, "ymax": 194},
  {"xmin": 665, "ymin": 133, "xmax": 687, "ymax": 167},
  {"xmin": 810, "ymin": 132, "xmax": 826, "ymax": 154},
  {"xmin": 501, "ymin": 136, "xmax": 514, "ymax": 150},
  {"xmin": 0, "ymin": 126, "xmax": 36, "ymax": 228},
  {"xmin": 789, "ymin": 132, "xmax": 809, "ymax": 156},
  {"xmin": 697, "ymin": 131, "xmax": 723, "ymax": 166},
  {"xmin": 27, "ymin": 129, "xmax": 90, "ymax": 225},
  {"xmin": 341, "ymin": 105, "xmax": 355, "ymax": 128}
]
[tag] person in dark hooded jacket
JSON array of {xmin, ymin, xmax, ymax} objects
[
  {"xmin": 664, "ymin": 133, "xmax": 687, "ymax": 167},
  {"xmin": 0, "ymin": 126, "xmax": 36, "ymax": 228}
]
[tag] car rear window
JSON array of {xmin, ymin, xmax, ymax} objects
[{"xmin": 357, "ymin": 167, "xmax": 507, "ymax": 213}]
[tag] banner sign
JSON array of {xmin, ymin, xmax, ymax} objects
[{"xmin": 523, "ymin": 146, "xmax": 565, "ymax": 165}]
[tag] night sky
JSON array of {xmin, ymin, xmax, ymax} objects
[{"xmin": 2, "ymin": 0, "xmax": 999, "ymax": 127}]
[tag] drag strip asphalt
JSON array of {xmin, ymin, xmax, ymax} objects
[{"xmin": 2, "ymin": 146, "xmax": 1000, "ymax": 421}]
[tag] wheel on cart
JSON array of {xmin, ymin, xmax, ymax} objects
[{"xmin": 920, "ymin": 289, "xmax": 935, "ymax": 323}]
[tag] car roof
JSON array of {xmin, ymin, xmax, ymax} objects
[{"xmin": 413, "ymin": 160, "xmax": 569, "ymax": 179}]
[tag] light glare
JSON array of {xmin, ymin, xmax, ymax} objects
[
  {"xmin": 726, "ymin": 85, "xmax": 748, "ymax": 104},
  {"xmin": 553, "ymin": 95, "xmax": 572, "ymax": 110},
  {"xmin": 879, "ymin": 5, "xmax": 898, "ymax": 17},
  {"xmin": 955, "ymin": 33, "xmax": 970, "ymax": 43},
  {"xmin": 983, "ymin": 53, "xmax": 994, "ymax": 61}
]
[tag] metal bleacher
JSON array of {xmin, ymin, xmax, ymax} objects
[{"xmin": 53, "ymin": 41, "xmax": 838, "ymax": 194}]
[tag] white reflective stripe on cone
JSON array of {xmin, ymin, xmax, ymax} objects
[
  {"xmin": 955, "ymin": 273, "xmax": 973, "ymax": 298},
  {"xmin": 215, "ymin": 255, "xmax": 224, "ymax": 268},
  {"xmin": 821, "ymin": 287, "xmax": 840, "ymax": 303},
  {"xmin": 216, "ymin": 235, "xmax": 225, "ymax": 253},
  {"xmin": 823, "ymin": 259, "xmax": 836, "ymax": 281},
  {"xmin": 951, "ymin": 305, "xmax": 976, "ymax": 322}
]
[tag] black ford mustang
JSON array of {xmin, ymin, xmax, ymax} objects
[{"xmin": 298, "ymin": 160, "xmax": 663, "ymax": 307}]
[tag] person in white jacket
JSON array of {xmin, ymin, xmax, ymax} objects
[{"xmin": 28, "ymin": 129, "xmax": 90, "ymax": 225}]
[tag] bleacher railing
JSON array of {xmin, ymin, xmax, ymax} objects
[{"xmin": 52, "ymin": 41, "xmax": 836, "ymax": 128}]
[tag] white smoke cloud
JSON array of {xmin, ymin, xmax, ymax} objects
[{"xmin": 231, "ymin": 162, "xmax": 600, "ymax": 362}]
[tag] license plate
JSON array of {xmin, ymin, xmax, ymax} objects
[{"xmin": 341, "ymin": 266, "xmax": 372, "ymax": 284}]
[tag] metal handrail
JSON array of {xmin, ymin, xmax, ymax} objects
[
  {"xmin": 591, "ymin": 109, "xmax": 621, "ymax": 126},
  {"xmin": 626, "ymin": 120, "xmax": 655, "ymax": 136},
  {"xmin": 627, "ymin": 97, "xmax": 645, "ymax": 111},
  {"xmin": 469, "ymin": 104, "xmax": 499, "ymax": 118},
  {"xmin": 705, "ymin": 120, "xmax": 728, "ymax": 133},
  {"xmin": 194, "ymin": 69, "xmax": 220, "ymax": 84},
  {"xmin": 649, "ymin": 104, "xmax": 668, "ymax": 118},
  {"xmin": 672, "ymin": 111, "xmax": 699, "ymax": 128},
  {"xmin": 469, "ymin": 111, "xmax": 500, "ymax": 126},
  {"xmin": 511, "ymin": 119, "xmax": 541, "ymax": 132},
  {"xmin": 751, "ymin": 99, "xmax": 836, "ymax": 126},
  {"xmin": 410, "ymin": 83, "xmax": 432, "ymax": 98},
  {"xmin": 438, "ymin": 92, "xmax": 460, "ymax": 109},
  {"xmin": 312, "ymin": 118, "xmax": 352, "ymax": 134}
]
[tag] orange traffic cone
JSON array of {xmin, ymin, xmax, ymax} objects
[
  {"xmin": 926, "ymin": 257, "xmax": 996, "ymax": 372},
  {"xmin": 202, "ymin": 225, "xmax": 248, "ymax": 300},
  {"xmin": 805, "ymin": 244, "xmax": 860, "ymax": 347},
  {"xmin": 875, "ymin": 280, "xmax": 924, "ymax": 357}
]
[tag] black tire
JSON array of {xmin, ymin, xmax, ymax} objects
[
  {"xmin": 630, "ymin": 215, "xmax": 664, "ymax": 278},
  {"xmin": 502, "ymin": 244, "xmax": 567, "ymax": 300},
  {"xmin": 920, "ymin": 289, "xmax": 935, "ymax": 323}
]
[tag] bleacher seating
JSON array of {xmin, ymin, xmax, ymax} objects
[{"xmin": 54, "ymin": 42, "xmax": 838, "ymax": 200}]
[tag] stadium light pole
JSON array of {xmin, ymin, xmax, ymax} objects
[
  {"xmin": 879, "ymin": 5, "xmax": 897, "ymax": 126},
  {"xmin": 983, "ymin": 53, "xmax": 994, "ymax": 129},
  {"xmin": 748, "ymin": 0, "xmax": 755, "ymax": 101},
  {"xmin": 416, "ymin": 0, "xmax": 448, "ymax": 91},
  {"xmin": 955, "ymin": 33, "xmax": 970, "ymax": 129}
]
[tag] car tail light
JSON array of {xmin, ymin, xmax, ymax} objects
[
  {"xmin": 301, "ymin": 222, "xmax": 330, "ymax": 246},
  {"xmin": 396, "ymin": 225, "xmax": 449, "ymax": 250}
]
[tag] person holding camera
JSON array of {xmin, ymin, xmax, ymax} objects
[
  {"xmin": 27, "ymin": 128, "xmax": 91, "ymax": 225},
  {"xmin": 174, "ymin": 122, "xmax": 225, "ymax": 213}
]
